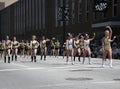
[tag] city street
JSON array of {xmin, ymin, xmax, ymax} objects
[{"xmin": 0, "ymin": 56, "xmax": 120, "ymax": 89}]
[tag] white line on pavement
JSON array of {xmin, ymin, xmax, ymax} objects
[
  {"xmin": 32, "ymin": 83, "xmax": 77, "ymax": 88},
  {"xmin": 0, "ymin": 67, "xmax": 45, "ymax": 72},
  {"xmin": 10, "ymin": 63, "xmax": 30, "ymax": 68},
  {"xmin": 92, "ymin": 81, "xmax": 116, "ymax": 84},
  {"xmin": 0, "ymin": 69, "xmax": 21, "ymax": 72}
]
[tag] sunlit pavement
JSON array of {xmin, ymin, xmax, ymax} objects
[{"xmin": 0, "ymin": 56, "xmax": 120, "ymax": 89}]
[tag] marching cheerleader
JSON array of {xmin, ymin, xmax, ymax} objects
[
  {"xmin": 30, "ymin": 35, "xmax": 39, "ymax": 62},
  {"xmin": 55, "ymin": 40, "xmax": 60, "ymax": 58},
  {"xmin": 79, "ymin": 36, "xmax": 85, "ymax": 63},
  {"xmin": 73, "ymin": 36, "xmax": 81, "ymax": 62},
  {"xmin": 62, "ymin": 42, "xmax": 66, "ymax": 59},
  {"xmin": 83, "ymin": 33, "xmax": 95, "ymax": 64},
  {"xmin": 0, "ymin": 41, "xmax": 5, "ymax": 58},
  {"xmin": 4, "ymin": 36, "xmax": 12, "ymax": 63},
  {"xmin": 11, "ymin": 37, "xmax": 19, "ymax": 61},
  {"xmin": 66, "ymin": 33, "xmax": 74, "ymax": 65},
  {"xmin": 0, "ymin": 41, "xmax": 2, "ymax": 58},
  {"xmin": 19, "ymin": 40, "xmax": 25, "ymax": 57},
  {"xmin": 25, "ymin": 40, "xmax": 31, "ymax": 58},
  {"xmin": 50, "ymin": 39, "xmax": 55, "ymax": 57},
  {"xmin": 40, "ymin": 36, "xmax": 50, "ymax": 61},
  {"xmin": 102, "ymin": 26, "xmax": 116, "ymax": 68}
]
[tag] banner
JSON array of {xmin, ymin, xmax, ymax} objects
[{"xmin": 94, "ymin": 0, "xmax": 108, "ymax": 12}]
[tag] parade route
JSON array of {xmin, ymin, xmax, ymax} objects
[{"xmin": 0, "ymin": 56, "xmax": 120, "ymax": 89}]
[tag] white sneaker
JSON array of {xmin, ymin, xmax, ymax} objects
[
  {"xmin": 109, "ymin": 64, "xmax": 112, "ymax": 68},
  {"xmin": 72, "ymin": 62, "xmax": 75, "ymax": 65},
  {"xmin": 66, "ymin": 62, "xmax": 69, "ymax": 65},
  {"xmin": 89, "ymin": 62, "xmax": 92, "ymax": 65},
  {"xmin": 102, "ymin": 64, "xmax": 105, "ymax": 68},
  {"xmin": 109, "ymin": 60, "xmax": 113, "ymax": 68}
]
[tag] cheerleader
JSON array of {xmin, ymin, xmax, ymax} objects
[
  {"xmin": 25, "ymin": 40, "xmax": 31, "ymax": 58},
  {"xmin": 11, "ymin": 37, "xmax": 19, "ymax": 61},
  {"xmin": 102, "ymin": 26, "xmax": 116, "ymax": 68},
  {"xmin": 73, "ymin": 36, "xmax": 81, "ymax": 62},
  {"xmin": 83, "ymin": 33, "xmax": 95, "ymax": 64},
  {"xmin": 62, "ymin": 42, "xmax": 66, "ymax": 59},
  {"xmin": 0, "ymin": 40, "xmax": 4, "ymax": 58},
  {"xmin": 4, "ymin": 36, "xmax": 12, "ymax": 63},
  {"xmin": 55, "ymin": 40, "xmax": 60, "ymax": 58},
  {"xmin": 50, "ymin": 39, "xmax": 55, "ymax": 57},
  {"xmin": 66, "ymin": 33, "xmax": 74, "ymax": 65},
  {"xmin": 0, "ymin": 41, "xmax": 2, "ymax": 58},
  {"xmin": 79, "ymin": 36, "xmax": 85, "ymax": 63},
  {"xmin": 30, "ymin": 35, "xmax": 39, "ymax": 62},
  {"xmin": 40, "ymin": 36, "xmax": 50, "ymax": 61},
  {"xmin": 19, "ymin": 40, "xmax": 25, "ymax": 57}
]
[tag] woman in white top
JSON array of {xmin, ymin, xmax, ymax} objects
[
  {"xmin": 30, "ymin": 35, "xmax": 39, "ymax": 62},
  {"xmin": 66, "ymin": 33, "xmax": 74, "ymax": 65},
  {"xmin": 84, "ymin": 33, "xmax": 95, "ymax": 64}
]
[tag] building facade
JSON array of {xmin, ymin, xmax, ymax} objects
[
  {"xmin": 0, "ymin": 2, "xmax": 5, "ymax": 10},
  {"xmin": 0, "ymin": 0, "xmax": 120, "ymax": 41},
  {"xmin": 0, "ymin": 2, "xmax": 5, "ymax": 38},
  {"xmin": 92, "ymin": 0, "xmax": 120, "ymax": 37}
]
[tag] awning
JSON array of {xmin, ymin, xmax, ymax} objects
[{"xmin": 92, "ymin": 21, "xmax": 120, "ymax": 28}]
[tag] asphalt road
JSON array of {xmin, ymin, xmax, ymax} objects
[{"xmin": 0, "ymin": 56, "xmax": 120, "ymax": 89}]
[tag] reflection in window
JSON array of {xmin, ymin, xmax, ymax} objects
[
  {"xmin": 55, "ymin": 0, "xmax": 70, "ymax": 27},
  {"xmin": 72, "ymin": 0, "xmax": 75, "ymax": 24},
  {"xmin": 85, "ymin": 0, "xmax": 89, "ymax": 22},
  {"xmin": 113, "ymin": 0, "xmax": 118, "ymax": 17},
  {"xmin": 56, "ymin": 0, "xmax": 63, "ymax": 27},
  {"xmin": 65, "ymin": 0, "xmax": 69, "ymax": 25},
  {"xmin": 42, "ymin": 0, "xmax": 45, "ymax": 29},
  {"xmin": 93, "ymin": 12, "xmax": 97, "ymax": 21},
  {"xmin": 78, "ymin": 0, "xmax": 82, "ymax": 23}
]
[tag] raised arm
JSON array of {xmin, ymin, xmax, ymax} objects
[
  {"xmin": 37, "ymin": 41, "xmax": 39, "ymax": 47},
  {"xmin": 106, "ymin": 26, "xmax": 112, "ymax": 39},
  {"xmin": 66, "ymin": 40, "xmax": 68, "ymax": 50},
  {"xmin": 89, "ymin": 33, "xmax": 95, "ymax": 41},
  {"xmin": 110, "ymin": 36, "xmax": 116, "ymax": 42},
  {"xmin": 46, "ymin": 38, "xmax": 50, "ymax": 42},
  {"xmin": 102, "ymin": 38, "xmax": 105, "ymax": 51},
  {"xmin": 76, "ymin": 33, "xmax": 81, "ymax": 38}
]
